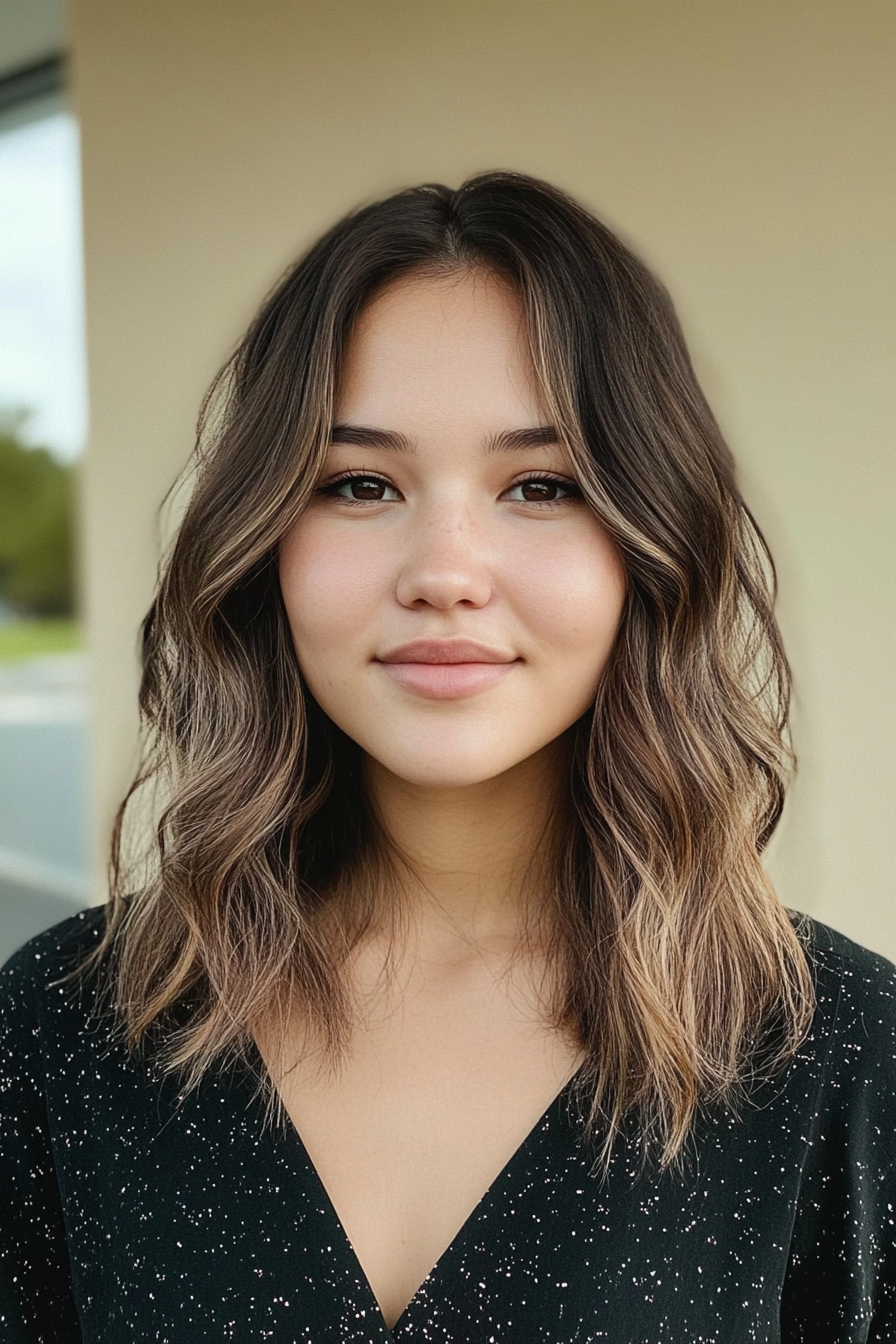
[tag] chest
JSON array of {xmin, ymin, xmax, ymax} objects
[
  {"xmin": 52, "ymin": 1003, "xmax": 825, "ymax": 1342},
  {"xmin": 260, "ymin": 962, "xmax": 584, "ymax": 1328}
]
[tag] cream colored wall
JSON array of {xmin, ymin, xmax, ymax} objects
[{"xmin": 69, "ymin": 0, "xmax": 895, "ymax": 954}]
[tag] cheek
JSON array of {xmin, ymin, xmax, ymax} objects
[
  {"xmin": 278, "ymin": 520, "xmax": 388, "ymax": 656},
  {"xmin": 510, "ymin": 528, "xmax": 626, "ymax": 656}
]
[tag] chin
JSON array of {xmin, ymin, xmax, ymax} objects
[{"xmin": 367, "ymin": 741, "xmax": 549, "ymax": 791}]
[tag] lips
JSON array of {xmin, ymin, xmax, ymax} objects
[
  {"xmin": 377, "ymin": 639, "xmax": 515, "ymax": 665},
  {"xmin": 375, "ymin": 639, "xmax": 518, "ymax": 699}
]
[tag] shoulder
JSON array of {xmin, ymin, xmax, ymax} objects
[
  {"xmin": 0, "ymin": 906, "xmax": 108, "ymax": 1038},
  {"xmin": 1, "ymin": 904, "xmax": 107, "ymax": 983},
  {"xmin": 795, "ymin": 913, "xmax": 896, "ymax": 1117},
  {"xmin": 799, "ymin": 911, "xmax": 896, "ymax": 1022}
]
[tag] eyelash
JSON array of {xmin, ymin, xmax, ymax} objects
[{"xmin": 316, "ymin": 470, "xmax": 583, "ymax": 508}]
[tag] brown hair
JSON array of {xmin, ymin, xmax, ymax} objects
[{"xmin": 98, "ymin": 171, "xmax": 813, "ymax": 1167}]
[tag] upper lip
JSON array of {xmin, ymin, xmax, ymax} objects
[{"xmin": 377, "ymin": 639, "xmax": 516, "ymax": 664}]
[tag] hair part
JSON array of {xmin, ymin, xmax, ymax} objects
[{"xmin": 92, "ymin": 170, "xmax": 813, "ymax": 1169}]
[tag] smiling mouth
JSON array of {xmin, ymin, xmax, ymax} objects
[{"xmin": 375, "ymin": 659, "xmax": 518, "ymax": 700}]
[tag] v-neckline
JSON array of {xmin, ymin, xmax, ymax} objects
[{"xmin": 247, "ymin": 1040, "xmax": 585, "ymax": 1336}]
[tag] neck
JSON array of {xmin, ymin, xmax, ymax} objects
[{"xmin": 361, "ymin": 736, "xmax": 570, "ymax": 950}]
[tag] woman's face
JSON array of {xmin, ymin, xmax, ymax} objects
[{"xmin": 279, "ymin": 269, "xmax": 626, "ymax": 789}]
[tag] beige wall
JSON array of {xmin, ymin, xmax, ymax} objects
[{"xmin": 69, "ymin": 0, "xmax": 895, "ymax": 954}]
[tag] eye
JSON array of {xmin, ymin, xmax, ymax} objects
[
  {"xmin": 504, "ymin": 474, "xmax": 582, "ymax": 505},
  {"xmin": 318, "ymin": 472, "xmax": 402, "ymax": 504},
  {"xmin": 316, "ymin": 470, "xmax": 582, "ymax": 507}
]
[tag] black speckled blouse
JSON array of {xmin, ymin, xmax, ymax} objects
[{"xmin": 2, "ymin": 909, "xmax": 895, "ymax": 1343}]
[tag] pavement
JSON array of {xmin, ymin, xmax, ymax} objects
[{"xmin": 0, "ymin": 652, "xmax": 91, "ymax": 966}]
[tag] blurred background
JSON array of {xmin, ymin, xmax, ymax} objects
[
  {"xmin": 0, "ymin": 1, "xmax": 89, "ymax": 961},
  {"xmin": 0, "ymin": 0, "xmax": 893, "ymax": 966}
]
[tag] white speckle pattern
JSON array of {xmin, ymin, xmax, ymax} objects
[{"xmin": 1, "ymin": 909, "xmax": 896, "ymax": 1341}]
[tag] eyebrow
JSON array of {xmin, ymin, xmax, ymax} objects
[{"xmin": 328, "ymin": 423, "xmax": 560, "ymax": 454}]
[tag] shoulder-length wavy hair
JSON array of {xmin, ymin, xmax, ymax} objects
[{"xmin": 98, "ymin": 171, "xmax": 813, "ymax": 1168}]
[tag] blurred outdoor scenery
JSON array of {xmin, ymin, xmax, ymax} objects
[{"xmin": 0, "ymin": 62, "xmax": 90, "ymax": 963}]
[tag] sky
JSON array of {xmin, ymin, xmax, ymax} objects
[{"xmin": 0, "ymin": 110, "xmax": 87, "ymax": 462}]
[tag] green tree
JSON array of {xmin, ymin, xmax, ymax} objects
[{"xmin": 0, "ymin": 416, "xmax": 77, "ymax": 617}]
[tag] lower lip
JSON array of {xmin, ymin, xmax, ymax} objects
[{"xmin": 377, "ymin": 661, "xmax": 517, "ymax": 699}]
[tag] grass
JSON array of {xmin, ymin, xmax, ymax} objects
[{"xmin": 0, "ymin": 617, "xmax": 84, "ymax": 663}]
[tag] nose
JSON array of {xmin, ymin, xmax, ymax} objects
[{"xmin": 394, "ymin": 502, "xmax": 493, "ymax": 610}]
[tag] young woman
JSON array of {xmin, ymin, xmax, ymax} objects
[{"xmin": 2, "ymin": 172, "xmax": 894, "ymax": 1343}]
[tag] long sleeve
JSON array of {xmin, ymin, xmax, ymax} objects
[
  {"xmin": 780, "ymin": 934, "xmax": 896, "ymax": 1342},
  {"xmin": 0, "ymin": 946, "xmax": 83, "ymax": 1343}
]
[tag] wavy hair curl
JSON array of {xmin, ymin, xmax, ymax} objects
[{"xmin": 97, "ymin": 171, "xmax": 813, "ymax": 1167}]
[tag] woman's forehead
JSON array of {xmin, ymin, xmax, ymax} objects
[{"xmin": 335, "ymin": 269, "xmax": 544, "ymax": 429}]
